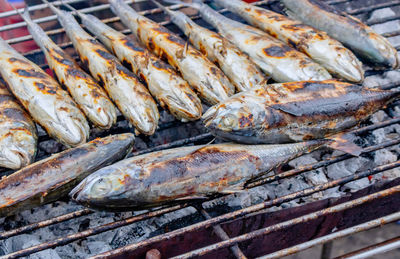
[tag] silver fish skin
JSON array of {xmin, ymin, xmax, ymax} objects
[
  {"xmin": 20, "ymin": 9, "xmax": 117, "ymax": 129},
  {"xmin": 203, "ymin": 80, "xmax": 400, "ymax": 144},
  {"xmin": 0, "ymin": 133, "xmax": 135, "ymax": 217},
  {"xmin": 281, "ymin": 0, "xmax": 399, "ymax": 69},
  {"xmin": 70, "ymin": 140, "xmax": 324, "ymax": 210},
  {"xmin": 109, "ymin": 0, "xmax": 235, "ymax": 105},
  {"xmin": 48, "ymin": 5, "xmax": 159, "ymax": 135},
  {"xmin": 165, "ymin": 0, "xmax": 331, "ymax": 83},
  {"xmin": 0, "ymin": 83, "xmax": 37, "ymax": 169},
  {"xmin": 0, "ymin": 38, "xmax": 89, "ymax": 147},
  {"xmin": 213, "ymin": 0, "xmax": 364, "ymax": 83},
  {"xmin": 152, "ymin": 0, "xmax": 267, "ymax": 92},
  {"xmin": 79, "ymin": 12, "xmax": 202, "ymax": 122}
]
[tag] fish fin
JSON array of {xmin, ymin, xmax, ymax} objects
[
  {"xmin": 183, "ymin": 37, "xmax": 190, "ymax": 56},
  {"xmin": 219, "ymin": 183, "xmax": 246, "ymax": 194},
  {"xmin": 187, "ymin": 137, "xmax": 216, "ymax": 155},
  {"xmin": 327, "ymin": 132, "xmax": 362, "ymax": 156},
  {"xmin": 270, "ymin": 103, "xmax": 305, "ymax": 116}
]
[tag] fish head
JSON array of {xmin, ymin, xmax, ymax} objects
[
  {"xmin": 368, "ymin": 32, "xmax": 399, "ymax": 69},
  {"xmin": 203, "ymin": 92, "xmax": 266, "ymax": 134},
  {"xmin": 70, "ymin": 164, "xmax": 141, "ymax": 208}
]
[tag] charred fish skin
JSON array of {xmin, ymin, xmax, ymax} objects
[
  {"xmin": 167, "ymin": 0, "xmax": 331, "ymax": 83},
  {"xmin": 79, "ymin": 13, "xmax": 202, "ymax": 122},
  {"xmin": 71, "ymin": 141, "xmax": 324, "ymax": 210},
  {"xmin": 0, "ymin": 38, "xmax": 89, "ymax": 147},
  {"xmin": 152, "ymin": 0, "xmax": 267, "ymax": 92},
  {"xmin": 0, "ymin": 133, "xmax": 135, "ymax": 218},
  {"xmin": 48, "ymin": 6, "xmax": 159, "ymax": 135},
  {"xmin": 281, "ymin": 0, "xmax": 399, "ymax": 69},
  {"xmin": 0, "ymin": 83, "xmax": 37, "ymax": 169},
  {"xmin": 109, "ymin": 0, "xmax": 235, "ymax": 105},
  {"xmin": 20, "ymin": 9, "xmax": 117, "ymax": 129},
  {"xmin": 203, "ymin": 80, "xmax": 400, "ymax": 144},
  {"xmin": 213, "ymin": 0, "xmax": 364, "ymax": 83}
]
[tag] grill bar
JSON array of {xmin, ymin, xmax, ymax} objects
[
  {"xmin": 256, "ymin": 212, "xmax": 400, "ymax": 259},
  {"xmin": 167, "ymin": 185, "xmax": 400, "ymax": 259},
  {"xmin": 334, "ymin": 236, "xmax": 400, "ymax": 259}
]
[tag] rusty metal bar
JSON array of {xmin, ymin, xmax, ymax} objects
[
  {"xmin": 198, "ymin": 207, "xmax": 247, "ymax": 259},
  {"xmin": 1, "ymin": 204, "xmax": 187, "ymax": 259},
  {"xmin": 347, "ymin": 0, "xmax": 400, "ymax": 15},
  {"xmin": 335, "ymin": 236, "xmax": 400, "ymax": 259},
  {"xmin": 256, "ymin": 212, "xmax": 400, "ymax": 259},
  {"xmin": 167, "ymin": 186, "xmax": 400, "ymax": 259},
  {"xmin": 320, "ymin": 242, "xmax": 333, "ymax": 259},
  {"xmin": 382, "ymin": 30, "xmax": 400, "ymax": 38},
  {"xmin": 0, "ymin": 209, "xmax": 92, "ymax": 240},
  {"xmin": 89, "ymin": 160, "xmax": 400, "ymax": 258}
]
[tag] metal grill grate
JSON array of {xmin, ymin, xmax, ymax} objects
[{"xmin": 0, "ymin": 0, "xmax": 400, "ymax": 258}]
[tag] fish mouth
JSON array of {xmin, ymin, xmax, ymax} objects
[
  {"xmin": 334, "ymin": 55, "xmax": 365, "ymax": 83},
  {"xmin": 0, "ymin": 148, "xmax": 32, "ymax": 169},
  {"xmin": 90, "ymin": 104, "xmax": 117, "ymax": 130},
  {"xmin": 69, "ymin": 180, "xmax": 87, "ymax": 202},
  {"xmin": 56, "ymin": 117, "xmax": 89, "ymax": 147},
  {"xmin": 202, "ymin": 106, "xmax": 218, "ymax": 128}
]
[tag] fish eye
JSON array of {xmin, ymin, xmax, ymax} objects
[
  {"xmin": 222, "ymin": 115, "xmax": 237, "ymax": 127},
  {"xmin": 90, "ymin": 178, "xmax": 112, "ymax": 197}
]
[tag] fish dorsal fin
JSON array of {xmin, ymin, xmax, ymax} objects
[{"xmin": 327, "ymin": 132, "xmax": 362, "ymax": 156}]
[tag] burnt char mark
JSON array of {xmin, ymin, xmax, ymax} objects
[
  {"xmin": 153, "ymin": 26, "xmax": 171, "ymax": 34},
  {"xmin": 287, "ymin": 38, "xmax": 297, "ymax": 48},
  {"xmin": 81, "ymin": 57, "xmax": 89, "ymax": 69},
  {"xmin": 97, "ymin": 74, "xmax": 105, "ymax": 87},
  {"xmin": 90, "ymin": 89, "xmax": 101, "ymax": 98},
  {"xmin": 263, "ymin": 45, "xmax": 292, "ymax": 57},
  {"xmin": 147, "ymin": 37, "xmax": 155, "ymax": 51},
  {"xmin": 8, "ymin": 57, "xmax": 29, "ymax": 65},
  {"xmin": 166, "ymin": 35, "xmax": 185, "ymax": 46},
  {"xmin": 51, "ymin": 53, "xmax": 74, "ymax": 66},
  {"xmin": 143, "ymin": 147, "xmax": 260, "ymax": 187},
  {"xmin": 13, "ymin": 69, "xmax": 48, "ymax": 79},
  {"xmin": 0, "ymin": 108, "xmax": 30, "ymax": 122},
  {"xmin": 0, "ymin": 94, "xmax": 15, "ymax": 104},
  {"xmin": 95, "ymin": 49, "xmax": 116, "ymax": 61},
  {"xmin": 122, "ymin": 37, "xmax": 145, "ymax": 53},
  {"xmin": 239, "ymin": 114, "xmax": 253, "ymax": 127},
  {"xmin": 34, "ymin": 82, "xmax": 57, "ymax": 94},
  {"xmin": 66, "ymin": 68, "xmax": 90, "ymax": 80},
  {"xmin": 151, "ymin": 60, "xmax": 170, "ymax": 70},
  {"xmin": 122, "ymin": 59, "xmax": 133, "ymax": 72}
]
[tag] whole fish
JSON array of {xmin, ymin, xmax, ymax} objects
[
  {"xmin": 152, "ymin": 0, "xmax": 267, "ymax": 92},
  {"xmin": 0, "ymin": 133, "xmax": 135, "ymax": 217},
  {"xmin": 203, "ymin": 80, "xmax": 400, "ymax": 144},
  {"xmin": 45, "ymin": 2, "xmax": 159, "ymax": 135},
  {"xmin": 0, "ymin": 83, "xmax": 37, "ymax": 169},
  {"xmin": 70, "ymin": 140, "xmax": 324, "ymax": 210},
  {"xmin": 0, "ymin": 37, "xmax": 89, "ymax": 147},
  {"xmin": 163, "ymin": 0, "xmax": 331, "ymax": 83},
  {"xmin": 109, "ymin": 0, "xmax": 235, "ymax": 105},
  {"xmin": 281, "ymin": 0, "xmax": 399, "ymax": 69},
  {"xmin": 19, "ymin": 8, "xmax": 117, "ymax": 129},
  {"xmin": 77, "ymin": 11, "xmax": 202, "ymax": 122},
  {"xmin": 213, "ymin": 0, "xmax": 364, "ymax": 83}
]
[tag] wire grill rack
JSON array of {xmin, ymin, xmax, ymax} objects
[{"xmin": 0, "ymin": 0, "xmax": 400, "ymax": 258}]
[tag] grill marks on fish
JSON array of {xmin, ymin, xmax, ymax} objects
[
  {"xmin": 109, "ymin": 0, "xmax": 234, "ymax": 105},
  {"xmin": 281, "ymin": 0, "xmax": 399, "ymax": 69},
  {"xmin": 70, "ymin": 141, "xmax": 324, "ymax": 209},
  {"xmin": 213, "ymin": 0, "xmax": 363, "ymax": 82},
  {"xmin": 50, "ymin": 8, "xmax": 159, "ymax": 135},
  {"xmin": 203, "ymin": 80, "xmax": 399, "ymax": 143},
  {"xmin": 0, "ymin": 133, "xmax": 135, "ymax": 217},
  {"xmin": 0, "ymin": 38, "xmax": 89, "ymax": 147},
  {"xmin": 79, "ymin": 12, "xmax": 202, "ymax": 121},
  {"xmin": 0, "ymin": 83, "xmax": 37, "ymax": 169}
]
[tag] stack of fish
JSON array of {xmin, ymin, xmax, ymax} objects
[{"xmin": 0, "ymin": 0, "xmax": 399, "ymax": 214}]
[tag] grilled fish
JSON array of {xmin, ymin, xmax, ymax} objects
[
  {"xmin": 281, "ymin": 0, "xmax": 399, "ymax": 69},
  {"xmin": 109, "ymin": 0, "xmax": 235, "ymax": 105},
  {"xmin": 46, "ymin": 3, "xmax": 159, "ymax": 135},
  {"xmin": 164, "ymin": 0, "xmax": 331, "ymax": 83},
  {"xmin": 213, "ymin": 0, "xmax": 364, "ymax": 83},
  {"xmin": 0, "ymin": 133, "xmax": 135, "ymax": 217},
  {"xmin": 70, "ymin": 140, "xmax": 324, "ymax": 210},
  {"xmin": 0, "ymin": 37, "xmax": 89, "ymax": 147},
  {"xmin": 19, "ymin": 8, "xmax": 117, "ymax": 129},
  {"xmin": 203, "ymin": 80, "xmax": 400, "ymax": 144},
  {"xmin": 77, "ymin": 12, "xmax": 202, "ymax": 122},
  {"xmin": 0, "ymin": 83, "xmax": 37, "ymax": 169},
  {"xmin": 152, "ymin": 0, "xmax": 267, "ymax": 92}
]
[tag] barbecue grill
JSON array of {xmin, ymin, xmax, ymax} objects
[{"xmin": 0, "ymin": 0, "xmax": 400, "ymax": 258}]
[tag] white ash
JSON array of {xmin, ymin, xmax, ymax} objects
[{"xmin": 368, "ymin": 8, "xmax": 396, "ymax": 22}]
